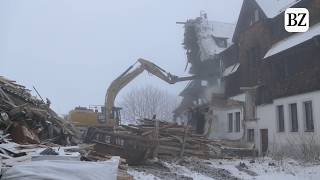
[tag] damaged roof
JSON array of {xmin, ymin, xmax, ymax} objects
[
  {"xmin": 264, "ymin": 22, "xmax": 320, "ymax": 58},
  {"xmin": 206, "ymin": 21, "xmax": 236, "ymax": 41},
  {"xmin": 190, "ymin": 15, "xmax": 235, "ymax": 61},
  {"xmin": 255, "ymin": 0, "xmax": 301, "ymax": 18}
]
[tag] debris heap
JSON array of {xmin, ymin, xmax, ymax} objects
[
  {"xmin": 0, "ymin": 76, "xmax": 79, "ymax": 145},
  {"xmin": 85, "ymin": 118, "xmax": 254, "ymax": 164},
  {"xmin": 133, "ymin": 119, "xmax": 254, "ymax": 158}
]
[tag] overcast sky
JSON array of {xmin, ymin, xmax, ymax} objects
[{"xmin": 0, "ymin": 0, "xmax": 243, "ymax": 114}]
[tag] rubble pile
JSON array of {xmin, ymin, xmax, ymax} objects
[
  {"xmin": 133, "ymin": 118, "xmax": 214, "ymax": 158},
  {"xmin": 131, "ymin": 118, "xmax": 254, "ymax": 159},
  {"xmin": 0, "ymin": 76, "xmax": 79, "ymax": 145},
  {"xmin": 86, "ymin": 118, "xmax": 255, "ymax": 165}
]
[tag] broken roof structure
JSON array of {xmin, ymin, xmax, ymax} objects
[
  {"xmin": 174, "ymin": 12, "xmax": 236, "ymax": 121},
  {"xmin": 197, "ymin": 20, "xmax": 235, "ymax": 61},
  {"xmin": 184, "ymin": 13, "xmax": 235, "ymax": 63}
]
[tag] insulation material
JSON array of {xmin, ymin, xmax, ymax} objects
[{"xmin": 2, "ymin": 158, "xmax": 120, "ymax": 180}]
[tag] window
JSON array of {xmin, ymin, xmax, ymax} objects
[
  {"xmin": 247, "ymin": 129, "xmax": 254, "ymax": 142},
  {"xmin": 247, "ymin": 46, "xmax": 261, "ymax": 66},
  {"xmin": 289, "ymin": 103, "xmax": 298, "ymax": 132},
  {"xmin": 277, "ymin": 105, "xmax": 285, "ymax": 132},
  {"xmin": 235, "ymin": 112, "xmax": 241, "ymax": 132},
  {"xmin": 228, "ymin": 113, "xmax": 233, "ymax": 132},
  {"xmin": 304, "ymin": 101, "xmax": 314, "ymax": 132},
  {"xmin": 245, "ymin": 91, "xmax": 256, "ymax": 121},
  {"xmin": 254, "ymin": 9, "xmax": 260, "ymax": 22}
]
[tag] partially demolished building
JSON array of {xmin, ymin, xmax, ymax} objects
[
  {"xmin": 174, "ymin": 12, "xmax": 236, "ymax": 134},
  {"xmin": 175, "ymin": 0, "xmax": 320, "ymax": 156}
]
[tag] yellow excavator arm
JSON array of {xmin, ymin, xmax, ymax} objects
[{"xmin": 105, "ymin": 58, "xmax": 196, "ymax": 127}]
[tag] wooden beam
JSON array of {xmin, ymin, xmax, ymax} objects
[{"xmin": 180, "ymin": 125, "xmax": 189, "ymax": 158}]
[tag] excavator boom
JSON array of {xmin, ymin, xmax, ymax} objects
[{"xmin": 105, "ymin": 58, "xmax": 196, "ymax": 127}]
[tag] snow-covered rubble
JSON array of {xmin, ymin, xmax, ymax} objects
[
  {"xmin": 129, "ymin": 157, "xmax": 320, "ymax": 180},
  {"xmin": 209, "ymin": 157, "xmax": 320, "ymax": 180}
]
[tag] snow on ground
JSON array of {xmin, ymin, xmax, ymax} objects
[
  {"xmin": 208, "ymin": 157, "xmax": 320, "ymax": 180},
  {"xmin": 128, "ymin": 157, "xmax": 320, "ymax": 180},
  {"xmin": 128, "ymin": 170, "xmax": 161, "ymax": 180},
  {"xmin": 164, "ymin": 162, "xmax": 214, "ymax": 180}
]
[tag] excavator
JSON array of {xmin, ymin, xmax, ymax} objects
[
  {"xmin": 82, "ymin": 58, "xmax": 196, "ymax": 164},
  {"xmin": 105, "ymin": 58, "xmax": 196, "ymax": 128},
  {"xmin": 69, "ymin": 58, "xmax": 195, "ymax": 128}
]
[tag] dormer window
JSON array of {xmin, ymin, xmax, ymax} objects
[{"xmin": 249, "ymin": 9, "xmax": 260, "ymax": 26}]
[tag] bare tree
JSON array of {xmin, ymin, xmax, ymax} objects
[{"xmin": 119, "ymin": 85, "xmax": 178, "ymax": 123}]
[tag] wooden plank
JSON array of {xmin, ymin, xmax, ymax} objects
[
  {"xmin": 141, "ymin": 124, "xmax": 176, "ymax": 136},
  {"xmin": 152, "ymin": 118, "xmax": 159, "ymax": 158},
  {"xmin": 180, "ymin": 125, "xmax": 189, "ymax": 158}
]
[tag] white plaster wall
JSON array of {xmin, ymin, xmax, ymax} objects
[
  {"xmin": 208, "ymin": 106, "xmax": 244, "ymax": 140},
  {"xmin": 254, "ymin": 90, "xmax": 320, "ymax": 154}
]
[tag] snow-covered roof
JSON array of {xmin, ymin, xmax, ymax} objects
[
  {"xmin": 193, "ymin": 16, "xmax": 235, "ymax": 61},
  {"xmin": 206, "ymin": 21, "xmax": 236, "ymax": 41},
  {"xmin": 223, "ymin": 63, "xmax": 240, "ymax": 77},
  {"xmin": 264, "ymin": 23, "xmax": 320, "ymax": 58},
  {"xmin": 255, "ymin": 0, "xmax": 301, "ymax": 18}
]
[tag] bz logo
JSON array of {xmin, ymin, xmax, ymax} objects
[{"xmin": 285, "ymin": 8, "xmax": 309, "ymax": 32}]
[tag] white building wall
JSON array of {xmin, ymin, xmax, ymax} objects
[
  {"xmin": 254, "ymin": 90, "xmax": 320, "ymax": 154},
  {"xmin": 206, "ymin": 91, "xmax": 320, "ymax": 155},
  {"xmin": 207, "ymin": 106, "xmax": 244, "ymax": 140}
]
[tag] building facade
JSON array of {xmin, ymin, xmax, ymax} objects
[{"xmin": 176, "ymin": 0, "xmax": 320, "ymax": 156}]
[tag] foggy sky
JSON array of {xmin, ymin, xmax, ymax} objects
[{"xmin": 0, "ymin": 0, "xmax": 242, "ymax": 114}]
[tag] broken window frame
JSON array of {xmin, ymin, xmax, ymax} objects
[
  {"xmin": 277, "ymin": 105, "xmax": 285, "ymax": 132},
  {"xmin": 303, "ymin": 101, "xmax": 314, "ymax": 132}
]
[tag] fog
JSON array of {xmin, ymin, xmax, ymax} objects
[{"xmin": 0, "ymin": 0, "xmax": 242, "ymax": 114}]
